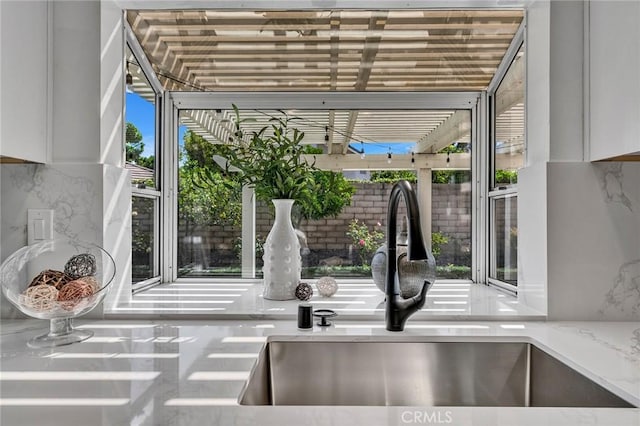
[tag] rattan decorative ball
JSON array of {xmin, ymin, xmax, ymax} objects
[
  {"xmin": 20, "ymin": 284, "xmax": 59, "ymax": 312},
  {"xmin": 57, "ymin": 279, "xmax": 96, "ymax": 310},
  {"xmin": 64, "ymin": 253, "xmax": 96, "ymax": 279},
  {"xmin": 316, "ymin": 276, "xmax": 338, "ymax": 297},
  {"xmin": 74, "ymin": 276, "xmax": 101, "ymax": 292},
  {"xmin": 295, "ymin": 282, "xmax": 313, "ymax": 301},
  {"xmin": 28, "ymin": 269, "xmax": 72, "ymax": 290}
]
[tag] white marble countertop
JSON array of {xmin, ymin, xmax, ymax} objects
[
  {"xmin": 0, "ymin": 319, "xmax": 638, "ymax": 426},
  {"xmin": 107, "ymin": 280, "xmax": 546, "ymax": 320}
]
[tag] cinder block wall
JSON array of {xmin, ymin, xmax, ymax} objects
[{"xmin": 178, "ymin": 182, "xmax": 471, "ymax": 268}]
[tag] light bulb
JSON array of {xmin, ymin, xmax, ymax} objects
[{"xmin": 125, "ymin": 63, "xmax": 133, "ymax": 90}]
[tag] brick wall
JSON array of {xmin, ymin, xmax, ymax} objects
[{"xmin": 177, "ymin": 182, "xmax": 472, "ymax": 268}]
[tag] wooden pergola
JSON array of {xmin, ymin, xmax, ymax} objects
[{"xmin": 126, "ymin": 8, "xmax": 524, "ymax": 171}]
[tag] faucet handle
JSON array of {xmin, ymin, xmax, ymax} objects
[{"xmin": 416, "ymin": 279, "xmax": 432, "ymax": 303}]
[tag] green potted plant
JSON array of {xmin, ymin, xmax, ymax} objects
[
  {"xmin": 222, "ymin": 106, "xmax": 316, "ymax": 202},
  {"xmin": 220, "ymin": 106, "xmax": 317, "ymax": 300}
]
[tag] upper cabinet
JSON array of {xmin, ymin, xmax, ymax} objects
[
  {"xmin": 0, "ymin": 1, "xmax": 49, "ymax": 163},
  {"xmin": 589, "ymin": 1, "xmax": 640, "ymax": 161}
]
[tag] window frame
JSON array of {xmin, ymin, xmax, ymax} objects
[
  {"xmin": 485, "ymin": 20, "xmax": 525, "ymax": 292},
  {"xmin": 487, "ymin": 192, "xmax": 518, "ymax": 294},
  {"xmin": 125, "ymin": 24, "xmax": 164, "ymax": 292},
  {"xmin": 163, "ymin": 92, "xmax": 481, "ymax": 283}
]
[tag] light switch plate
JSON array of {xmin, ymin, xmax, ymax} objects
[{"xmin": 27, "ymin": 209, "xmax": 54, "ymax": 245}]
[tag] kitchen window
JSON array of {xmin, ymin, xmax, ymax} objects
[
  {"xmin": 174, "ymin": 107, "xmax": 473, "ymax": 281},
  {"xmin": 488, "ymin": 41, "xmax": 525, "ymax": 290},
  {"xmin": 125, "ymin": 44, "xmax": 162, "ymax": 292}
]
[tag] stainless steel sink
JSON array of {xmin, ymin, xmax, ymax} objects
[{"xmin": 238, "ymin": 340, "xmax": 634, "ymax": 407}]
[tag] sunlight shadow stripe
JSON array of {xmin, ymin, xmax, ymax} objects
[
  {"xmin": 0, "ymin": 371, "xmax": 160, "ymax": 381},
  {"xmin": 0, "ymin": 398, "xmax": 130, "ymax": 406},
  {"xmin": 165, "ymin": 398, "xmax": 238, "ymax": 406},
  {"xmin": 188, "ymin": 371, "xmax": 249, "ymax": 381}
]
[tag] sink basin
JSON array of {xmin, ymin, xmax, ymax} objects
[{"xmin": 239, "ymin": 339, "xmax": 634, "ymax": 407}]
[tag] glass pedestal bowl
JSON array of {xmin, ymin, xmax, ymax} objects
[{"xmin": 0, "ymin": 239, "xmax": 116, "ymax": 348}]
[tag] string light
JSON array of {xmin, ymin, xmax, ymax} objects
[
  {"xmin": 125, "ymin": 62, "xmax": 133, "ymax": 86},
  {"xmin": 253, "ymin": 110, "xmax": 403, "ymax": 152},
  {"xmin": 125, "ymin": 59, "xmax": 205, "ymax": 92},
  {"xmin": 200, "ymin": 105, "xmax": 405, "ymax": 155}
]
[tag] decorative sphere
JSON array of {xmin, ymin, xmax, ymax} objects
[
  {"xmin": 64, "ymin": 253, "xmax": 96, "ymax": 279},
  {"xmin": 28, "ymin": 269, "xmax": 73, "ymax": 290},
  {"xmin": 57, "ymin": 279, "xmax": 96, "ymax": 311},
  {"xmin": 316, "ymin": 276, "xmax": 338, "ymax": 297},
  {"xmin": 295, "ymin": 282, "xmax": 313, "ymax": 301},
  {"xmin": 20, "ymin": 284, "xmax": 59, "ymax": 312},
  {"xmin": 75, "ymin": 276, "xmax": 101, "ymax": 292}
]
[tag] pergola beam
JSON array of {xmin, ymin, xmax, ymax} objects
[
  {"xmin": 329, "ymin": 12, "xmax": 340, "ymax": 91},
  {"xmin": 327, "ymin": 110, "xmax": 336, "ymax": 150},
  {"xmin": 335, "ymin": 111, "xmax": 358, "ymax": 154},
  {"xmin": 495, "ymin": 54, "xmax": 524, "ymax": 117},
  {"xmin": 416, "ymin": 110, "xmax": 471, "ymax": 153},
  {"xmin": 128, "ymin": 12, "xmax": 201, "ymax": 91},
  {"xmin": 129, "ymin": 9, "xmax": 524, "ymax": 92},
  {"xmin": 335, "ymin": 12, "xmax": 387, "ymax": 155},
  {"xmin": 181, "ymin": 110, "xmax": 236, "ymax": 144}
]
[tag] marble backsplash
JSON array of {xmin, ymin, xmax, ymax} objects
[
  {"xmin": 0, "ymin": 163, "xmax": 130, "ymax": 319},
  {"xmin": 595, "ymin": 163, "xmax": 640, "ymax": 318},
  {"xmin": 2, "ymin": 161, "xmax": 637, "ymax": 321},
  {"xmin": 546, "ymin": 162, "xmax": 640, "ymax": 320}
]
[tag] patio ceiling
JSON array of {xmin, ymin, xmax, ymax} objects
[
  {"xmin": 127, "ymin": 9, "xmax": 523, "ymax": 92},
  {"xmin": 178, "ymin": 108, "xmax": 470, "ymax": 155},
  {"xmin": 126, "ymin": 8, "xmax": 524, "ymax": 169}
]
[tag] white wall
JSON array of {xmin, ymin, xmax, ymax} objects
[
  {"xmin": 0, "ymin": 1, "xmax": 130, "ymax": 319},
  {"xmin": 517, "ymin": 163, "xmax": 547, "ymax": 314},
  {"xmin": 525, "ymin": 0, "xmax": 584, "ymax": 164},
  {"xmin": 103, "ymin": 165, "xmax": 132, "ymax": 310},
  {"xmin": 519, "ymin": 0, "xmax": 640, "ymax": 320},
  {"xmin": 101, "ymin": 0, "xmax": 126, "ymax": 166},
  {"xmin": 523, "ymin": 0, "xmax": 550, "ymax": 166},
  {"xmin": 51, "ymin": 1, "xmax": 101, "ymax": 163},
  {"xmin": 549, "ymin": 0, "xmax": 584, "ymax": 162},
  {"xmin": 100, "ymin": 1, "xmax": 131, "ymax": 308},
  {"xmin": 589, "ymin": 1, "xmax": 640, "ymax": 160}
]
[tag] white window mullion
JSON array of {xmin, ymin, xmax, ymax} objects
[{"xmin": 162, "ymin": 95, "xmax": 178, "ymax": 282}]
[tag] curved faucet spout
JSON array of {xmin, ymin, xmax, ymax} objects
[{"xmin": 385, "ymin": 180, "xmax": 431, "ymax": 331}]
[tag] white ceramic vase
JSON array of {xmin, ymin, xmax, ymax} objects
[{"xmin": 262, "ymin": 199, "xmax": 301, "ymax": 300}]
